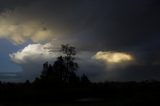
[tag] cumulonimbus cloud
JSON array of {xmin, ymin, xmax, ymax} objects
[
  {"xmin": 9, "ymin": 43, "xmax": 60, "ymax": 81},
  {"xmin": 9, "ymin": 43, "xmax": 59, "ymax": 64}
]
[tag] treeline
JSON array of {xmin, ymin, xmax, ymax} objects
[{"xmin": 0, "ymin": 80, "xmax": 160, "ymax": 104}]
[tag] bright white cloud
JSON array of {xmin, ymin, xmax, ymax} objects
[
  {"xmin": 0, "ymin": 10, "xmax": 54, "ymax": 44},
  {"xmin": 9, "ymin": 43, "xmax": 58, "ymax": 64}
]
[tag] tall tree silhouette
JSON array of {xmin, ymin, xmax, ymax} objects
[
  {"xmin": 60, "ymin": 44, "xmax": 78, "ymax": 82},
  {"xmin": 40, "ymin": 44, "xmax": 79, "ymax": 84}
]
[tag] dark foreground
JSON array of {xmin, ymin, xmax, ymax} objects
[{"xmin": 0, "ymin": 81, "xmax": 160, "ymax": 106}]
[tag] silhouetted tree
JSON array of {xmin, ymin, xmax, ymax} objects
[
  {"xmin": 60, "ymin": 44, "xmax": 78, "ymax": 82},
  {"xmin": 38, "ymin": 44, "xmax": 79, "ymax": 85},
  {"xmin": 52, "ymin": 56, "xmax": 66, "ymax": 83},
  {"xmin": 41, "ymin": 62, "xmax": 49, "ymax": 79}
]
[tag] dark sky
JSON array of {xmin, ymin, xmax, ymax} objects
[{"xmin": 0, "ymin": 0, "xmax": 160, "ymax": 82}]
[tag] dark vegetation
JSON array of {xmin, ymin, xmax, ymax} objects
[{"xmin": 0, "ymin": 44, "xmax": 160, "ymax": 105}]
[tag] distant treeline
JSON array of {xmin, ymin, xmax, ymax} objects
[{"xmin": 0, "ymin": 80, "xmax": 160, "ymax": 105}]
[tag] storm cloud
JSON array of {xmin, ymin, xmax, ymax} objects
[
  {"xmin": 0, "ymin": 0, "xmax": 159, "ymax": 81},
  {"xmin": 0, "ymin": 0, "xmax": 159, "ymax": 49}
]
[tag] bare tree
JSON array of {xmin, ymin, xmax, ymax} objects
[{"xmin": 60, "ymin": 44, "xmax": 78, "ymax": 82}]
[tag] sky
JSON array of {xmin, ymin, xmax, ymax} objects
[{"xmin": 0, "ymin": 0, "xmax": 160, "ymax": 82}]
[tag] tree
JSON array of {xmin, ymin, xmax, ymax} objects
[
  {"xmin": 41, "ymin": 62, "xmax": 49, "ymax": 78},
  {"xmin": 59, "ymin": 44, "xmax": 78, "ymax": 83},
  {"xmin": 37, "ymin": 44, "xmax": 90, "ymax": 86},
  {"xmin": 61, "ymin": 44, "xmax": 78, "ymax": 73},
  {"xmin": 61, "ymin": 44, "xmax": 76, "ymax": 56},
  {"xmin": 39, "ymin": 44, "xmax": 79, "ymax": 84}
]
